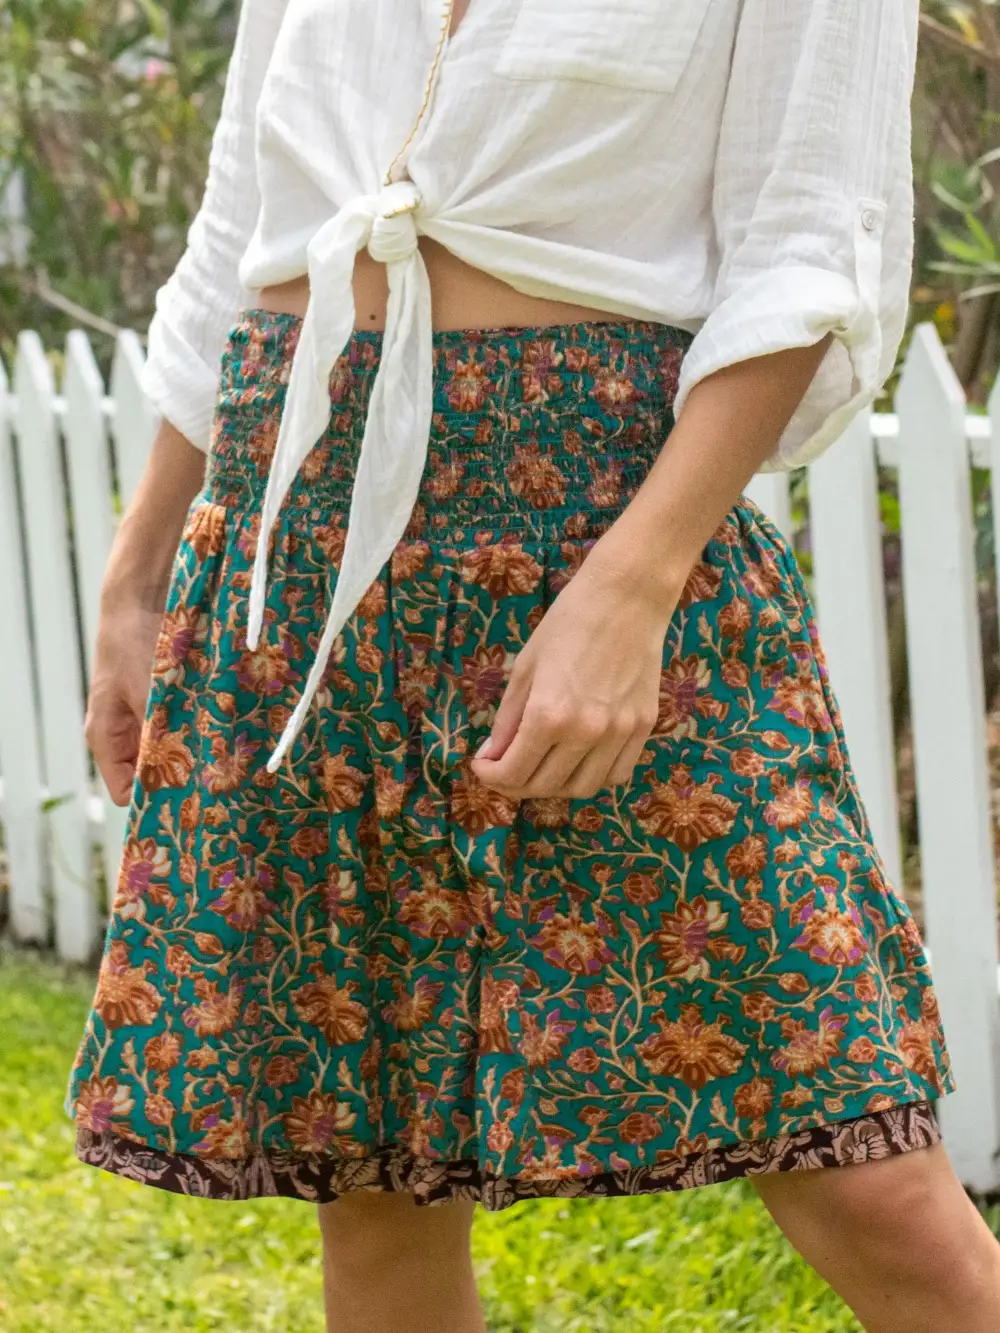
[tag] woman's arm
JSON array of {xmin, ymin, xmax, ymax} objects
[
  {"xmin": 87, "ymin": 1, "xmax": 284, "ymax": 804},
  {"xmin": 85, "ymin": 423, "xmax": 206, "ymax": 805},
  {"xmin": 101, "ymin": 422, "xmax": 207, "ymax": 612},
  {"xmin": 471, "ymin": 337, "xmax": 830, "ymax": 800},
  {"xmin": 472, "ymin": 0, "xmax": 918, "ymax": 800}
]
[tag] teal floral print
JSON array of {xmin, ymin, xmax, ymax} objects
[{"xmin": 69, "ymin": 314, "xmax": 952, "ymax": 1210}]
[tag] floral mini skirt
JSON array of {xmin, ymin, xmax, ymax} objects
[{"xmin": 68, "ymin": 312, "xmax": 953, "ymax": 1211}]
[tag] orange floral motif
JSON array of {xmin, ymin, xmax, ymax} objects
[
  {"xmin": 193, "ymin": 1110, "xmax": 252, "ymax": 1158},
  {"xmin": 314, "ymin": 520, "xmax": 346, "ymax": 566},
  {"xmin": 638, "ymin": 1006, "xmax": 747, "ymax": 1088},
  {"xmin": 284, "ymin": 1091, "xmax": 356, "ymax": 1151},
  {"xmin": 319, "ymin": 751, "xmax": 367, "ymax": 813},
  {"xmin": 294, "ymin": 977, "xmax": 368, "ymax": 1045},
  {"xmin": 620, "ymin": 1112, "xmax": 661, "ymax": 1144},
  {"xmin": 462, "ymin": 542, "xmax": 543, "ymax": 597},
  {"xmin": 898, "ymin": 1019, "xmax": 940, "ymax": 1082},
  {"xmin": 531, "ymin": 906, "xmax": 615, "ymax": 976},
  {"xmin": 459, "ymin": 643, "xmax": 513, "ymax": 727},
  {"xmin": 398, "ymin": 652, "xmax": 439, "ymax": 716},
  {"xmin": 592, "ymin": 364, "xmax": 638, "ymax": 410},
  {"xmin": 398, "ymin": 880, "xmax": 475, "ymax": 939},
  {"xmin": 518, "ymin": 1011, "xmax": 575, "ymax": 1068},
  {"xmin": 847, "ymin": 1037, "xmax": 879, "ymax": 1064},
  {"xmin": 137, "ymin": 706, "xmax": 195, "ymax": 791},
  {"xmin": 447, "ymin": 358, "xmax": 491, "ymax": 412},
  {"xmin": 386, "ymin": 976, "xmax": 444, "ymax": 1032},
  {"xmin": 450, "ymin": 767, "xmax": 518, "ymax": 836},
  {"xmin": 768, "ymin": 673, "xmax": 830, "ymax": 731},
  {"xmin": 94, "ymin": 942, "xmax": 162, "ymax": 1029},
  {"xmin": 154, "ymin": 606, "xmax": 207, "ymax": 674},
  {"xmin": 506, "ymin": 444, "xmax": 567, "ymax": 510},
  {"xmin": 236, "ymin": 643, "xmax": 295, "ymax": 695},
  {"xmin": 264, "ymin": 1055, "xmax": 301, "ymax": 1088},
  {"xmin": 427, "ymin": 457, "xmax": 466, "ymax": 500},
  {"xmin": 654, "ymin": 654, "xmax": 712, "ymax": 739},
  {"xmin": 74, "ymin": 1076, "xmax": 135, "ymax": 1134},
  {"xmin": 636, "ymin": 765, "xmax": 739, "ymax": 853},
  {"xmin": 654, "ymin": 896, "xmax": 730, "ymax": 980},
  {"xmin": 679, "ymin": 561, "xmax": 724, "ymax": 608},
  {"xmin": 725, "ymin": 834, "xmax": 769, "ymax": 880},
  {"xmin": 202, "ymin": 732, "xmax": 258, "ymax": 794},
  {"xmin": 144, "ymin": 1032, "xmax": 181, "ymax": 1072},
  {"xmin": 212, "ymin": 869, "xmax": 275, "ymax": 933},
  {"xmin": 773, "ymin": 1007, "xmax": 847, "ymax": 1077},
  {"xmin": 114, "ymin": 837, "xmax": 173, "ymax": 918},
  {"xmin": 247, "ymin": 417, "xmax": 280, "ymax": 476},
  {"xmin": 290, "ymin": 825, "xmax": 329, "ymax": 860},
  {"xmin": 718, "ymin": 596, "xmax": 752, "ymax": 639},
  {"xmin": 480, "ymin": 976, "xmax": 520, "ymax": 1054},
  {"xmin": 587, "ymin": 461, "xmax": 623, "ymax": 508},
  {"xmin": 764, "ymin": 774, "xmax": 816, "ymax": 831},
  {"xmin": 391, "ymin": 541, "xmax": 431, "ymax": 581},
  {"xmin": 733, "ymin": 1077, "xmax": 774, "ymax": 1120},
  {"xmin": 184, "ymin": 501, "xmax": 227, "ymax": 560},
  {"xmin": 182, "ymin": 977, "xmax": 245, "ymax": 1038},
  {"xmin": 521, "ymin": 339, "xmax": 565, "ymax": 403},
  {"xmin": 793, "ymin": 900, "xmax": 868, "ymax": 969},
  {"xmin": 526, "ymin": 797, "xmax": 571, "ymax": 829}
]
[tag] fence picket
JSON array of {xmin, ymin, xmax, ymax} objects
[
  {"xmin": 809, "ymin": 413, "xmax": 903, "ymax": 887},
  {"xmin": 13, "ymin": 333, "xmax": 96, "ymax": 963},
  {"xmin": 110, "ymin": 330, "xmax": 156, "ymax": 509},
  {"xmin": 0, "ymin": 354, "xmax": 47, "ymax": 943},
  {"xmin": 896, "ymin": 322, "xmax": 1000, "ymax": 1191},
  {"xmin": 63, "ymin": 332, "xmax": 115, "ymax": 674},
  {"xmin": 63, "ymin": 331, "xmax": 127, "ymax": 897}
]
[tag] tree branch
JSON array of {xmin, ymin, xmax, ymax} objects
[
  {"xmin": 12, "ymin": 269, "xmax": 130, "ymax": 340},
  {"xmin": 919, "ymin": 13, "xmax": 1000, "ymax": 72}
]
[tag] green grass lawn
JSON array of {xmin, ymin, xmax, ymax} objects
[{"xmin": 0, "ymin": 945, "xmax": 962, "ymax": 1333}]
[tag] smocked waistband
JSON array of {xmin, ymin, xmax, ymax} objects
[{"xmin": 207, "ymin": 311, "xmax": 693, "ymax": 536}]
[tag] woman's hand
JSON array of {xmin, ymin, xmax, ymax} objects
[
  {"xmin": 470, "ymin": 337, "xmax": 837, "ymax": 802},
  {"xmin": 85, "ymin": 419, "xmax": 206, "ymax": 804},
  {"xmin": 470, "ymin": 543, "xmax": 676, "ymax": 800},
  {"xmin": 86, "ymin": 594, "xmax": 167, "ymax": 805}
]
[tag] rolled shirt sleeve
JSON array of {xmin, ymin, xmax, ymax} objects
[
  {"xmin": 673, "ymin": 0, "xmax": 919, "ymax": 471},
  {"xmin": 140, "ymin": 0, "xmax": 285, "ymax": 453}
]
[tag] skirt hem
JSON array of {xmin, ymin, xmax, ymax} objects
[{"xmin": 74, "ymin": 1097, "xmax": 942, "ymax": 1212}]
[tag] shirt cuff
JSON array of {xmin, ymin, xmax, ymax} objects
[
  {"xmin": 140, "ymin": 314, "xmax": 222, "ymax": 455},
  {"xmin": 674, "ymin": 237, "xmax": 887, "ymax": 471}
]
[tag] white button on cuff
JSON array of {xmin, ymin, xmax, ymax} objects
[{"xmin": 860, "ymin": 208, "xmax": 880, "ymax": 234}]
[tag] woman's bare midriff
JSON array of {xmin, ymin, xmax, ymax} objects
[{"xmin": 256, "ymin": 238, "xmax": 615, "ymax": 331}]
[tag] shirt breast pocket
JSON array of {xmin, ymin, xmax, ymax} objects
[{"xmin": 495, "ymin": 0, "xmax": 712, "ymax": 95}]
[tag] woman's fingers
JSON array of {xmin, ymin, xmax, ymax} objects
[
  {"xmin": 559, "ymin": 734, "xmax": 633, "ymax": 799},
  {"xmin": 487, "ymin": 739, "xmax": 591, "ymax": 799},
  {"xmin": 472, "ymin": 721, "xmax": 553, "ymax": 791},
  {"xmin": 473, "ymin": 655, "xmax": 532, "ymax": 765},
  {"xmin": 86, "ymin": 697, "xmax": 142, "ymax": 806},
  {"xmin": 606, "ymin": 731, "xmax": 652, "ymax": 790}
]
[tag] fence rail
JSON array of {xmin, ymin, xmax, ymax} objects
[{"xmin": 2, "ymin": 322, "xmax": 1000, "ymax": 1191}]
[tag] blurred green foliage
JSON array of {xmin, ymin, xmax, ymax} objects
[{"xmin": 0, "ymin": 0, "xmax": 236, "ymax": 365}]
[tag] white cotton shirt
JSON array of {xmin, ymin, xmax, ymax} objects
[{"xmin": 141, "ymin": 0, "xmax": 919, "ymax": 770}]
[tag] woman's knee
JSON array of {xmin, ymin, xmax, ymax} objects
[
  {"xmin": 318, "ymin": 1191, "xmax": 476, "ymax": 1283},
  {"xmin": 755, "ymin": 1144, "xmax": 990, "ymax": 1279}
]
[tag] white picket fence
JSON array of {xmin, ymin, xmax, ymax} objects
[{"xmin": 2, "ymin": 322, "xmax": 1000, "ymax": 1192}]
